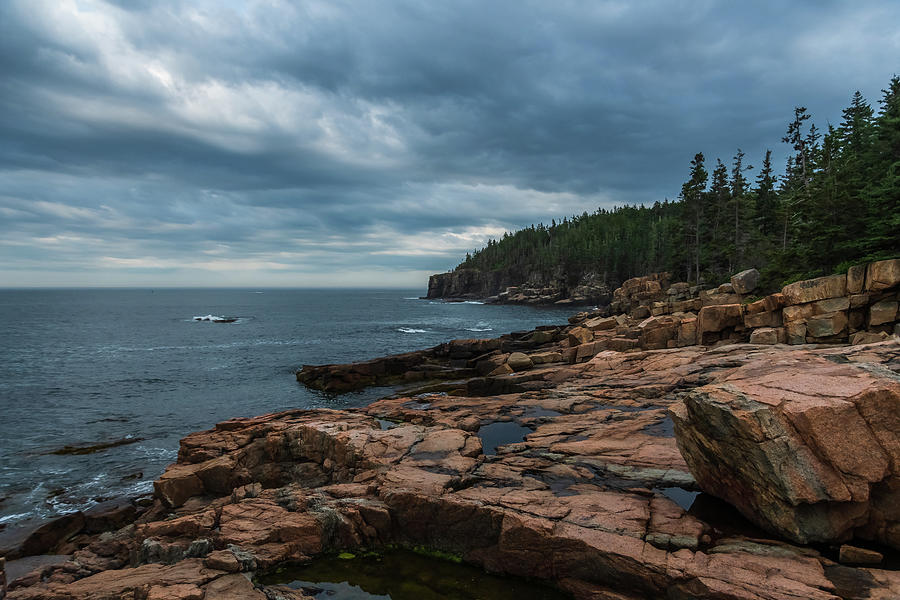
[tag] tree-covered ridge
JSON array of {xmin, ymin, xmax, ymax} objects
[{"xmin": 459, "ymin": 76, "xmax": 900, "ymax": 292}]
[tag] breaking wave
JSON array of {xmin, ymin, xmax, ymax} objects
[{"xmin": 192, "ymin": 315, "xmax": 238, "ymax": 323}]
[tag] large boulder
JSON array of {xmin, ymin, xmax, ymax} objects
[
  {"xmin": 748, "ymin": 327, "xmax": 779, "ymax": 345},
  {"xmin": 870, "ymin": 300, "xmax": 899, "ymax": 326},
  {"xmin": 670, "ymin": 343, "xmax": 900, "ymax": 548},
  {"xmin": 583, "ymin": 316, "xmax": 617, "ymax": 331},
  {"xmin": 847, "ymin": 264, "xmax": 867, "ymax": 294},
  {"xmin": 566, "ymin": 326, "xmax": 593, "ymax": 346},
  {"xmin": 506, "ymin": 352, "xmax": 533, "ymax": 371},
  {"xmin": 730, "ymin": 268, "xmax": 760, "ymax": 295},
  {"xmin": 782, "ymin": 274, "xmax": 847, "ymax": 305},
  {"xmin": 637, "ymin": 315, "xmax": 680, "ymax": 350},
  {"xmin": 805, "ymin": 311, "xmax": 848, "ymax": 338},
  {"xmin": 867, "ymin": 258, "xmax": 900, "ymax": 292},
  {"xmin": 697, "ymin": 304, "xmax": 743, "ymax": 335}
]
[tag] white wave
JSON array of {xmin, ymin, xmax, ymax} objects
[
  {"xmin": 192, "ymin": 314, "xmax": 239, "ymax": 323},
  {"xmin": 398, "ymin": 327, "xmax": 427, "ymax": 334},
  {"xmin": 466, "ymin": 327, "xmax": 493, "ymax": 332},
  {"xmin": 134, "ymin": 445, "xmax": 178, "ymax": 460},
  {"xmin": 0, "ymin": 511, "xmax": 34, "ymax": 524},
  {"xmin": 403, "ymin": 297, "xmax": 421, "ymax": 300},
  {"xmin": 121, "ymin": 479, "xmax": 154, "ymax": 496}
]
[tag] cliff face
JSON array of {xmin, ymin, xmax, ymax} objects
[
  {"xmin": 426, "ymin": 269, "xmax": 511, "ymax": 299},
  {"xmin": 427, "ymin": 268, "xmax": 611, "ymax": 305}
]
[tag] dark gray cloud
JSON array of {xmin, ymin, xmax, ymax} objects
[{"xmin": 1, "ymin": 0, "xmax": 897, "ymax": 286}]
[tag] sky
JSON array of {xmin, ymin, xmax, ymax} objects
[{"xmin": 1, "ymin": 1, "xmax": 898, "ymax": 288}]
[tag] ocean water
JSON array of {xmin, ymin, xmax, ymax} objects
[{"xmin": 0, "ymin": 288, "xmax": 573, "ymax": 527}]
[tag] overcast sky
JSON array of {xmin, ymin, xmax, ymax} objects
[{"xmin": 1, "ymin": 0, "xmax": 897, "ymax": 288}]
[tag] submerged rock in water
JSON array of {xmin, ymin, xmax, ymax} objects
[
  {"xmin": 47, "ymin": 437, "xmax": 143, "ymax": 456},
  {"xmin": 671, "ymin": 343, "xmax": 900, "ymax": 548}
]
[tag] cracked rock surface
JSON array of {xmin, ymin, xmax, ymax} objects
[
  {"xmin": 5, "ymin": 341, "xmax": 900, "ymax": 599},
  {"xmin": 671, "ymin": 341, "xmax": 900, "ymax": 548}
]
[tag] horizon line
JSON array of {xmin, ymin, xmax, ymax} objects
[{"xmin": 0, "ymin": 285, "xmax": 428, "ymax": 290}]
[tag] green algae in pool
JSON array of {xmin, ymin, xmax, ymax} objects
[{"xmin": 258, "ymin": 550, "xmax": 570, "ymax": 599}]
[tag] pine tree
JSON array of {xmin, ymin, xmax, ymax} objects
[
  {"xmin": 730, "ymin": 148, "xmax": 753, "ymax": 268},
  {"xmin": 754, "ymin": 149, "xmax": 778, "ymax": 236},
  {"xmin": 783, "ymin": 107, "xmax": 812, "ymax": 190},
  {"xmin": 680, "ymin": 153, "xmax": 708, "ymax": 283},
  {"xmin": 706, "ymin": 159, "xmax": 730, "ymax": 274}
]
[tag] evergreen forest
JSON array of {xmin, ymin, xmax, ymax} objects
[{"xmin": 458, "ymin": 76, "xmax": 900, "ymax": 292}]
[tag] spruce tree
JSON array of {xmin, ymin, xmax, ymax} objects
[
  {"xmin": 680, "ymin": 153, "xmax": 708, "ymax": 283},
  {"xmin": 730, "ymin": 148, "xmax": 753, "ymax": 268}
]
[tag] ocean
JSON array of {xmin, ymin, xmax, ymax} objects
[{"xmin": 0, "ymin": 288, "xmax": 574, "ymax": 528}]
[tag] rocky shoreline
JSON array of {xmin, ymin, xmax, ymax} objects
[
  {"xmin": 2, "ymin": 261, "xmax": 900, "ymax": 599},
  {"xmin": 427, "ymin": 268, "xmax": 611, "ymax": 306}
]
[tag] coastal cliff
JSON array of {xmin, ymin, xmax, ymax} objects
[
  {"xmin": 427, "ymin": 268, "xmax": 611, "ymax": 305},
  {"xmin": 4, "ymin": 260, "xmax": 900, "ymax": 599}
]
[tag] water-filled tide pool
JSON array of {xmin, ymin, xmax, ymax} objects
[{"xmin": 258, "ymin": 549, "xmax": 571, "ymax": 599}]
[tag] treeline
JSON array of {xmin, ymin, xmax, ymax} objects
[{"xmin": 459, "ymin": 76, "xmax": 900, "ymax": 292}]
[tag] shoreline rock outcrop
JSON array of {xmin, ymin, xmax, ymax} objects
[
  {"xmin": 671, "ymin": 345, "xmax": 900, "ymax": 548},
  {"xmin": 302, "ymin": 259, "xmax": 900, "ymax": 395},
  {"xmin": 5, "ymin": 341, "xmax": 900, "ymax": 599},
  {"xmin": 4, "ymin": 260, "xmax": 900, "ymax": 599},
  {"xmin": 427, "ymin": 269, "xmax": 611, "ymax": 306}
]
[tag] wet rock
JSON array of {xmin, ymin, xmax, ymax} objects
[
  {"xmin": 83, "ymin": 500, "xmax": 137, "ymax": 534},
  {"xmin": 48, "ymin": 437, "xmax": 144, "ymax": 455},
  {"xmin": 12, "ymin": 512, "xmax": 85, "ymax": 559}
]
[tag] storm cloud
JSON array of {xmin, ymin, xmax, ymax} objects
[{"xmin": 1, "ymin": 0, "xmax": 897, "ymax": 287}]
